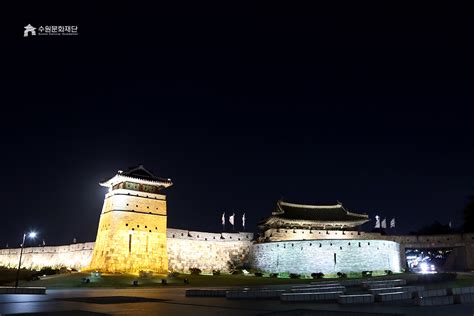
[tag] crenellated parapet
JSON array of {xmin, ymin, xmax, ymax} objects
[{"xmin": 167, "ymin": 228, "xmax": 253, "ymax": 242}]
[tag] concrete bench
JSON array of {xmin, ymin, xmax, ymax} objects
[
  {"xmin": 449, "ymin": 286, "xmax": 474, "ymax": 295},
  {"xmin": 415, "ymin": 295, "xmax": 454, "ymax": 306},
  {"xmin": 370, "ymin": 286, "xmax": 424, "ymax": 295},
  {"xmin": 185, "ymin": 289, "xmax": 228, "ymax": 297},
  {"xmin": 364, "ymin": 280, "xmax": 407, "ymax": 289},
  {"xmin": 338, "ymin": 294, "xmax": 374, "ymax": 304},
  {"xmin": 291, "ymin": 286, "xmax": 346, "ymax": 293},
  {"xmin": 281, "ymin": 291, "xmax": 343, "ymax": 302},
  {"xmin": 363, "ymin": 279, "xmax": 406, "ymax": 285},
  {"xmin": 310, "ymin": 281, "xmax": 342, "ymax": 286},
  {"xmin": 414, "ymin": 288, "xmax": 448, "ymax": 298},
  {"xmin": 308, "ymin": 282, "xmax": 342, "ymax": 287},
  {"xmin": 375, "ymin": 291, "xmax": 412, "ymax": 302},
  {"xmin": 226, "ymin": 289, "xmax": 286, "ymax": 299},
  {"xmin": 291, "ymin": 282, "xmax": 341, "ymax": 289},
  {"xmin": 0, "ymin": 287, "xmax": 46, "ymax": 294},
  {"xmin": 454, "ymin": 293, "xmax": 474, "ymax": 304}
]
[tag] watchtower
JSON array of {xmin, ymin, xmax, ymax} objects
[{"xmin": 89, "ymin": 165, "xmax": 172, "ymax": 273}]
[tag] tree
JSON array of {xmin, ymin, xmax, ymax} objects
[
  {"xmin": 464, "ymin": 195, "xmax": 474, "ymax": 232},
  {"xmin": 410, "ymin": 221, "xmax": 452, "ymax": 235}
]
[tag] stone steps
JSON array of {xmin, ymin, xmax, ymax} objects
[
  {"xmin": 414, "ymin": 288, "xmax": 448, "ymax": 298},
  {"xmin": 310, "ymin": 281, "xmax": 341, "ymax": 287},
  {"xmin": 363, "ymin": 279, "xmax": 407, "ymax": 289},
  {"xmin": 185, "ymin": 289, "xmax": 228, "ymax": 297},
  {"xmin": 415, "ymin": 295, "xmax": 454, "ymax": 306},
  {"xmin": 369, "ymin": 286, "xmax": 424, "ymax": 295},
  {"xmin": 449, "ymin": 286, "xmax": 474, "ymax": 295},
  {"xmin": 226, "ymin": 289, "xmax": 286, "ymax": 299},
  {"xmin": 454, "ymin": 293, "xmax": 474, "ymax": 304},
  {"xmin": 290, "ymin": 286, "xmax": 346, "ymax": 293},
  {"xmin": 0, "ymin": 287, "xmax": 46, "ymax": 294},
  {"xmin": 375, "ymin": 291, "xmax": 412, "ymax": 302},
  {"xmin": 338, "ymin": 294, "xmax": 374, "ymax": 304},
  {"xmin": 281, "ymin": 291, "xmax": 343, "ymax": 302}
]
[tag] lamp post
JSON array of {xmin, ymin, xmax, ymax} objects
[{"xmin": 14, "ymin": 231, "xmax": 37, "ymax": 288}]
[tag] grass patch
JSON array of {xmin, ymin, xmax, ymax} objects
[
  {"xmin": 12, "ymin": 272, "xmax": 324, "ymax": 288},
  {"xmin": 10, "ymin": 269, "xmax": 471, "ymax": 290},
  {"xmin": 0, "ymin": 268, "xmax": 37, "ymax": 285}
]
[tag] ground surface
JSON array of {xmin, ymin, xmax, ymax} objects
[
  {"xmin": 3, "ymin": 273, "xmax": 474, "ymax": 315},
  {"xmin": 12, "ymin": 272, "xmax": 474, "ymax": 290},
  {"xmin": 1, "ymin": 286, "xmax": 474, "ymax": 315}
]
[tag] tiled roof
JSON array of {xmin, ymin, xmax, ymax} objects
[
  {"xmin": 120, "ymin": 165, "xmax": 171, "ymax": 183},
  {"xmin": 258, "ymin": 200, "xmax": 370, "ymax": 229}
]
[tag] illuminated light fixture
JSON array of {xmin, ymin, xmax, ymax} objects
[
  {"xmin": 15, "ymin": 231, "xmax": 39, "ymax": 287},
  {"xmin": 419, "ymin": 262, "xmax": 429, "ymax": 274}
]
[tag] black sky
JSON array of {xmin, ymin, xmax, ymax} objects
[{"xmin": 3, "ymin": 4, "xmax": 474, "ymax": 246}]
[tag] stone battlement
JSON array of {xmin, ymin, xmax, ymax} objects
[
  {"xmin": 167, "ymin": 228, "xmax": 253, "ymax": 242},
  {"xmin": 0, "ymin": 230, "xmax": 254, "ymax": 273},
  {"xmin": 262, "ymin": 228, "xmax": 474, "ymax": 245},
  {"xmin": 0, "ymin": 242, "xmax": 95, "ymax": 270}
]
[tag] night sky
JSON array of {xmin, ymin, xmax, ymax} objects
[{"xmin": 4, "ymin": 5, "xmax": 474, "ymax": 246}]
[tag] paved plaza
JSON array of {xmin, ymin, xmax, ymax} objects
[{"xmin": 1, "ymin": 286, "xmax": 474, "ymax": 316}]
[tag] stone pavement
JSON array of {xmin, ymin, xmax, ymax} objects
[{"xmin": 0, "ymin": 287, "xmax": 474, "ymax": 315}]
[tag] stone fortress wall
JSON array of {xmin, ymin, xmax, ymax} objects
[
  {"xmin": 251, "ymin": 239, "xmax": 401, "ymax": 274},
  {"xmin": 0, "ymin": 242, "xmax": 95, "ymax": 271},
  {"xmin": 166, "ymin": 229, "xmax": 253, "ymax": 272},
  {"xmin": 2, "ymin": 229, "xmax": 474, "ymax": 273},
  {"xmin": 0, "ymin": 229, "xmax": 254, "ymax": 273},
  {"xmin": 262, "ymin": 229, "xmax": 474, "ymax": 271},
  {"xmin": 263, "ymin": 228, "xmax": 474, "ymax": 245}
]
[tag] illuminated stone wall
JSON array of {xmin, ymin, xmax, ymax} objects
[
  {"xmin": 263, "ymin": 228, "xmax": 385, "ymax": 241},
  {"xmin": 88, "ymin": 189, "xmax": 168, "ymax": 273},
  {"xmin": 3, "ymin": 231, "xmax": 474, "ymax": 273},
  {"xmin": 0, "ymin": 242, "xmax": 94, "ymax": 270},
  {"xmin": 250, "ymin": 239, "xmax": 401, "ymax": 274},
  {"xmin": 0, "ymin": 230, "xmax": 254, "ymax": 273},
  {"xmin": 167, "ymin": 229, "xmax": 253, "ymax": 273}
]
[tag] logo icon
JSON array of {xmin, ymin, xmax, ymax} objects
[{"xmin": 24, "ymin": 24, "xmax": 36, "ymax": 37}]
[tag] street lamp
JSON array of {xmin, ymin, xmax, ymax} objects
[{"xmin": 14, "ymin": 231, "xmax": 37, "ymax": 288}]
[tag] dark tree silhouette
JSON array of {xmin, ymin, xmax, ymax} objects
[
  {"xmin": 464, "ymin": 195, "xmax": 474, "ymax": 232},
  {"xmin": 410, "ymin": 221, "xmax": 452, "ymax": 235}
]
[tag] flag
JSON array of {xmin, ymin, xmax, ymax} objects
[
  {"xmin": 449, "ymin": 221, "xmax": 452, "ymax": 229},
  {"xmin": 221, "ymin": 212, "xmax": 225, "ymax": 225},
  {"xmin": 390, "ymin": 218, "xmax": 396, "ymax": 228},
  {"xmin": 375, "ymin": 215, "xmax": 380, "ymax": 228},
  {"xmin": 242, "ymin": 213, "xmax": 246, "ymax": 229},
  {"xmin": 42, "ymin": 240, "xmax": 45, "ymax": 246},
  {"xmin": 229, "ymin": 213, "xmax": 235, "ymax": 226},
  {"xmin": 381, "ymin": 218, "xmax": 387, "ymax": 229}
]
